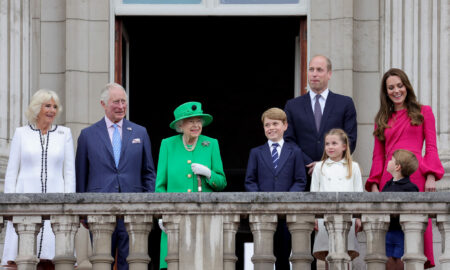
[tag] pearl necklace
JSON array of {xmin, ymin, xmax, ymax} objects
[{"xmin": 183, "ymin": 136, "xmax": 198, "ymax": 152}]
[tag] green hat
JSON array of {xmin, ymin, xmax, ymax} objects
[{"xmin": 169, "ymin": 101, "xmax": 213, "ymax": 130}]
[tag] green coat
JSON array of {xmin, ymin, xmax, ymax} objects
[{"xmin": 155, "ymin": 134, "xmax": 226, "ymax": 269}]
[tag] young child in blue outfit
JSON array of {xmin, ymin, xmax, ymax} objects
[
  {"xmin": 382, "ymin": 149, "xmax": 419, "ymax": 270},
  {"xmin": 245, "ymin": 107, "xmax": 307, "ymax": 269}
]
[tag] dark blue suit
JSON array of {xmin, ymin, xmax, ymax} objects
[
  {"xmin": 245, "ymin": 141, "xmax": 306, "ymax": 269},
  {"xmin": 76, "ymin": 118, "xmax": 156, "ymax": 270},
  {"xmin": 284, "ymin": 90, "xmax": 357, "ymax": 166},
  {"xmin": 245, "ymin": 141, "xmax": 306, "ymax": 192}
]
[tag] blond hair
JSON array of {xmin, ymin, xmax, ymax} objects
[
  {"xmin": 393, "ymin": 149, "xmax": 419, "ymax": 177},
  {"xmin": 26, "ymin": 89, "xmax": 62, "ymax": 125},
  {"xmin": 261, "ymin": 107, "xmax": 287, "ymax": 124},
  {"xmin": 321, "ymin": 128, "xmax": 353, "ymax": 178}
]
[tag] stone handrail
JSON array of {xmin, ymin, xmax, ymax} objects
[{"xmin": 1, "ymin": 192, "xmax": 450, "ymax": 270}]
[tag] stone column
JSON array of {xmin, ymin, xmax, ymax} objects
[
  {"xmin": 286, "ymin": 214, "xmax": 315, "ymax": 270},
  {"xmin": 223, "ymin": 214, "xmax": 240, "ymax": 270},
  {"xmin": 88, "ymin": 215, "xmax": 116, "ymax": 270},
  {"xmin": 50, "ymin": 215, "xmax": 80, "ymax": 270},
  {"xmin": 249, "ymin": 214, "xmax": 277, "ymax": 270},
  {"xmin": 124, "ymin": 214, "xmax": 153, "ymax": 270},
  {"xmin": 323, "ymin": 214, "xmax": 352, "ymax": 270},
  {"xmin": 361, "ymin": 214, "xmax": 390, "ymax": 270},
  {"xmin": 400, "ymin": 214, "xmax": 428, "ymax": 269},
  {"xmin": 164, "ymin": 215, "xmax": 182, "ymax": 270},
  {"xmin": 437, "ymin": 214, "xmax": 450, "ymax": 267},
  {"xmin": 13, "ymin": 216, "xmax": 42, "ymax": 270}
]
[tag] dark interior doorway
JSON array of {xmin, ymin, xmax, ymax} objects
[
  {"xmin": 123, "ymin": 16, "xmax": 301, "ymax": 192},
  {"xmin": 120, "ymin": 16, "xmax": 304, "ymax": 270}
]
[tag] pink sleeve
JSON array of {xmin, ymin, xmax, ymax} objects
[
  {"xmin": 420, "ymin": 106, "xmax": 445, "ymax": 180},
  {"xmin": 365, "ymin": 124, "xmax": 386, "ymax": 191}
]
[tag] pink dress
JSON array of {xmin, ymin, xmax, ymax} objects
[{"xmin": 366, "ymin": 105, "xmax": 445, "ymax": 268}]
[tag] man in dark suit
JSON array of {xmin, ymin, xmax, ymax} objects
[
  {"xmin": 76, "ymin": 83, "xmax": 156, "ymax": 270},
  {"xmin": 245, "ymin": 107, "xmax": 307, "ymax": 269},
  {"xmin": 284, "ymin": 55, "xmax": 357, "ymax": 187}
]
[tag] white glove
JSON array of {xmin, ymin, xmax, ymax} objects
[
  {"xmin": 191, "ymin": 163, "xmax": 211, "ymax": 179},
  {"xmin": 158, "ymin": 219, "xmax": 167, "ymax": 233}
]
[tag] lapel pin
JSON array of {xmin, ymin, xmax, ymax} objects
[{"xmin": 127, "ymin": 127, "xmax": 132, "ymax": 131}]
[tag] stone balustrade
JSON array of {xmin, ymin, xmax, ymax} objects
[{"xmin": 1, "ymin": 192, "xmax": 450, "ymax": 270}]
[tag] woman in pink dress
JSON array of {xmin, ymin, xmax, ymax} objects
[{"xmin": 365, "ymin": 68, "xmax": 445, "ymax": 268}]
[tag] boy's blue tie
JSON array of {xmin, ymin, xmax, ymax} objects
[
  {"xmin": 271, "ymin": 143, "xmax": 279, "ymax": 169},
  {"xmin": 112, "ymin": 124, "xmax": 121, "ymax": 167}
]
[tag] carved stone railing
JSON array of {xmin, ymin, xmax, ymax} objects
[{"xmin": 1, "ymin": 192, "xmax": 450, "ymax": 270}]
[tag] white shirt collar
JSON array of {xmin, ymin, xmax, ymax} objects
[
  {"xmin": 324, "ymin": 157, "xmax": 346, "ymax": 166},
  {"xmin": 105, "ymin": 116, "xmax": 123, "ymax": 128},
  {"xmin": 268, "ymin": 139, "xmax": 284, "ymax": 148},
  {"xmin": 309, "ymin": 88, "xmax": 329, "ymax": 101}
]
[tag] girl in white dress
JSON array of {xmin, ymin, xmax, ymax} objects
[
  {"xmin": 310, "ymin": 128, "xmax": 363, "ymax": 265},
  {"xmin": 2, "ymin": 90, "xmax": 75, "ymax": 269}
]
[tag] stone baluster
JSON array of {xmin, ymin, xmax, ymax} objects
[
  {"xmin": 249, "ymin": 214, "xmax": 277, "ymax": 270},
  {"xmin": 362, "ymin": 214, "xmax": 390, "ymax": 270},
  {"xmin": 50, "ymin": 215, "xmax": 80, "ymax": 270},
  {"xmin": 223, "ymin": 214, "xmax": 240, "ymax": 270},
  {"xmin": 13, "ymin": 216, "xmax": 42, "ymax": 270},
  {"xmin": 88, "ymin": 215, "xmax": 116, "ymax": 270},
  {"xmin": 437, "ymin": 214, "xmax": 450, "ymax": 267},
  {"xmin": 323, "ymin": 214, "xmax": 352, "ymax": 270},
  {"xmin": 164, "ymin": 215, "xmax": 182, "ymax": 270},
  {"xmin": 400, "ymin": 214, "xmax": 427, "ymax": 269},
  {"xmin": 286, "ymin": 214, "xmax": 315, "ymax": 270},
  {"xmin": 124, "ymin": 215, "xmax": 153, "ymax": 270}
]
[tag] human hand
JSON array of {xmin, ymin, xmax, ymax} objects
[
  {"xmin": 425, "ymin": 174, "xmax": 436, "ymax": 192},
  {"xmin": 370, "ymin": 183, "xmax": 380, "ymax": 192},
  {"xmin": 314, "ymin": 219, "xmax": 318, "ymax": 231},
  {"xmin": 306, "ymin": 162, "xmax": 317, "ymax": 175},
  {"xmin": 191, "ymin": 163, "xmax": 211, "ymax": 179},
  {"xmin": 158, "ymin": 219, "xmax": 167, "ymax": 233},
  {"xmin": 355, "ymin": 218, "xmax": 362, "ymax": 233}
]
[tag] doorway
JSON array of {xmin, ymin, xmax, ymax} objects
[
  {"xmin": 121, "ymin": 16, "xmax": 304, "ymax": 192},
  {"xmin": 117, "ymin": 16, "xmax": 305, "ymax": 270}
]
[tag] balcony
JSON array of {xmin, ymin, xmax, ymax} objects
[{"xmin": 0, "ymin": 192, "xmax": 449, "ymax": 270}]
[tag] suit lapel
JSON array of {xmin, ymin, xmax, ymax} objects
[
  {"xmin": 301, "ymin": 94, "xmax": 318, "ymax": 135},
  {"xmin": 275, "ymin": 143, "xmax": 291, "ymax": 175},
  {"xmin": 95, "ymin": 119, "xmax": 115, "ymax": 162},
  {"xmin": 119, "ymin": 119, "xmax": 133, "ymax": 167},
  {"xmin": 261, "ymin": 144, "xmax": 276, "ymax": 175},
  {"xmin": 319, "ymin": 90, "xmax": 335, "ymax": 135}
]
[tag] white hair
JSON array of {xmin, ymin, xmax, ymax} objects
[
  {"xmin": 26, "ymin": 89, "xmax": 62, "ymax": 125},
  {"xmin": 174, "ymin": 118, "xmax": 205, "ymax": 133},
  {"xmin": 100, "ymin": 83, "xmax": 128, "ymax": 104}
]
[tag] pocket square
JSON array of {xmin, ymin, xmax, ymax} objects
[{"xmin": 132, "ymin": 138, "xmax": 141, "ymax": 144}]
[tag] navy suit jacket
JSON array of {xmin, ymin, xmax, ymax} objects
[
  {"xmin": 245, "ymin": 141, "xmax": 307, "ymax": 192},
  {"xmin": 284, "ymin": 90, "xmax": 357, "ymax": 165},
  {"xmin": 76, "ymin": 118, "xmax": 156, "ymax": 193}
]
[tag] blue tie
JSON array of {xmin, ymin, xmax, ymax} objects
[
  {"xmin": 314, "ymin": 94, "xmax": 322, "ymax": 132},
  {"xmin": 112, "ymin": 124, "xmax": 121, "ymax": 167},
  {"xmin": 271, "ymin": 143, "xmax": 279, "ymax": 169}
]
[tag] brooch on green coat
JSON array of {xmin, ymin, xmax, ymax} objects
[{"xmin": 202, "ymin": 141, "xmax": 210, "ymax": 147}]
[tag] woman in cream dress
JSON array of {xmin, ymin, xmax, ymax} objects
[{"xmin": 2, "ymin": 90, "xmax": 75, "ymax": 268}]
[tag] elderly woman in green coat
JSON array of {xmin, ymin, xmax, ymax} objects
[{"xmin": 155, "ymin": 101, "xmax": 226, "ymax": 269}]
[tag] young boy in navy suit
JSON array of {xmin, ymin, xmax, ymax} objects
[{"xmin": 245, "ymin": 107, "xmax": 307, "ymax": 269}]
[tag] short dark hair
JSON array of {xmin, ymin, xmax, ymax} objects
[{"xmin": 393, "ymin": 149, "xmax": 419, "ymax": 177}]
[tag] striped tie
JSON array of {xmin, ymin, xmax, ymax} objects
[
  {"xmin": 112, "ymin": 124, "xmax": 121, "ymax": 167},
  {"xmin": 271, "ymin": 143, "xmax": 279, "ymax": 169}
]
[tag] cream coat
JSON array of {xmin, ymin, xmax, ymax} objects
[{"xmin": 2, "ymin": 125, "xmax": 75, "ymax": 265}]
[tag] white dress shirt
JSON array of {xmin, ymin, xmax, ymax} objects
[
  {"xmin": 309, "ymin": 89, "xmax": 329, "ymax": 114},
  {"xmin": 268, "ymin": 139, "xmax": 284, "ymax": 157},
  {"xmin": 105, "ymin": 116, "xmax": 123, "ymax": 142}
]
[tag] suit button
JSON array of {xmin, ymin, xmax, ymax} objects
[
  {"xmin": 188, "ymin": 174, "xmax": 192, "ymax": 178},
  {"xmin": 317, "ymin": 141, "xmax": 320, "ymax": 143},
  {"xmin": 187, "ymin": 160, "xmax": 192, "ymax": 164},
  {"xmin": 275, "ymin": 177, "xmax": 278, "ymax": 180}
]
